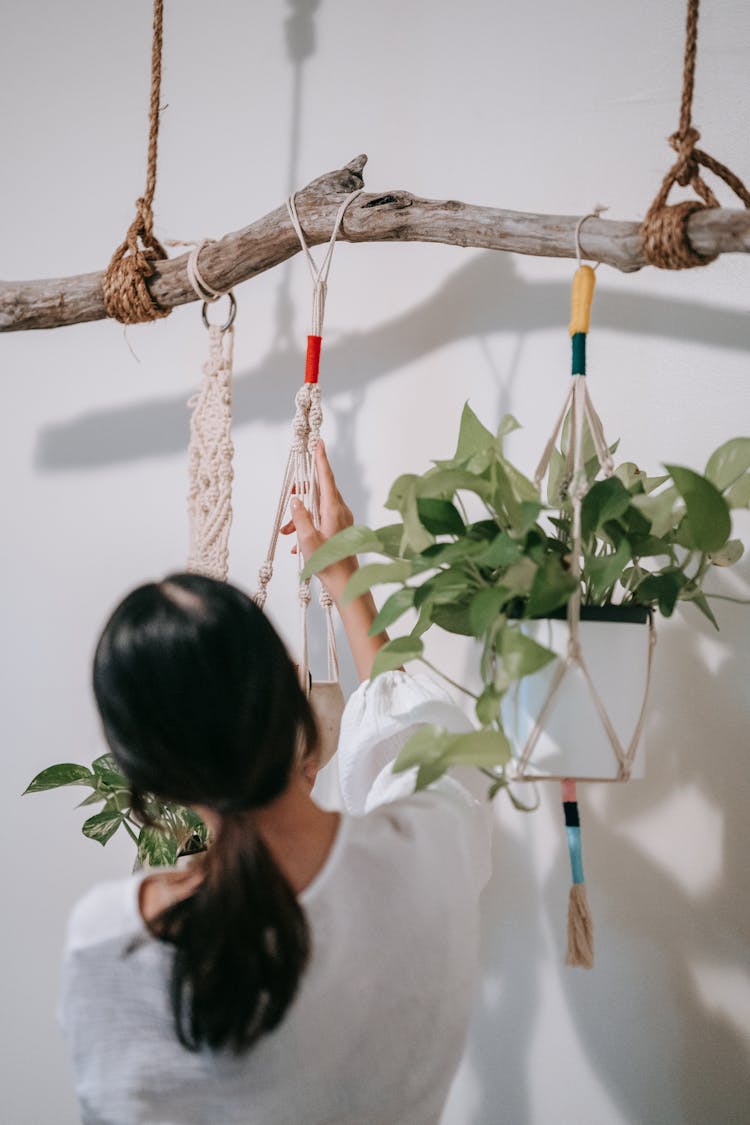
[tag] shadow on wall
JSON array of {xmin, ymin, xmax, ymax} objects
[
  {"xmin": 34, "ymin": 250, "xmax": 750, "ymax": 472},
  {"xmin": 454, "ymin": 565, "xmax": 750, "ymax": 1124}
]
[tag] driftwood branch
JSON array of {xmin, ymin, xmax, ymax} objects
[{"xmin": 2, "ymin": 154, "xmax": 749, "ymax": 333}]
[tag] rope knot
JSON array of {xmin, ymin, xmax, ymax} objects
[
  {"xmin": 258, "ymin": 562, "xmax": 273, "ymax": 585},
  {"xmin": 298, "ymin": 583, "xmax": 312, "ymax": 608},
  {"xmin": 668, "ymin": 126, "xmax": 701, "ymax": 184}
]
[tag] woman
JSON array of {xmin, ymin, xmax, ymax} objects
[{"xmin": 60, "ymin": 445, "xmax": 491, "ymax": 1125}]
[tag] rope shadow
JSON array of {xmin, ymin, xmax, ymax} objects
[{"xmin": 34, "ymin": 250, "xmax": 750, "ymax": 472}]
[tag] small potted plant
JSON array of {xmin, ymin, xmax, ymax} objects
[{"xmin": 303, "ymin": 403, "xmax": 749, "ymax": 796}]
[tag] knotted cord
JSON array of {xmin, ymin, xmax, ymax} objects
[
  {"xmin": 641, "ymin": 0, "xmax": 750, "ymax": 269},
  {"xmin": 255, "ymin": 189, "xmax": 361, "ymax": 694},
  {"xmin": 186, "ymin": 243, "xmax": 237, "ymax": 581},
  {"xmin": 103, "ymin": 0, "xmax": 171, "ymax": 323}
]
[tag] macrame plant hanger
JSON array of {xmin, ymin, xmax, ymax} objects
[
  {"xmin": 254, "ymin": 189, "xmax": 362, "ymax": 773},
  {"xmin": 185, "ymin": 242, "xmax": 237, "ymax": 581},
  {"xmin": 514, "ymin": 220, "xmax": 657, "ymax": 968}
]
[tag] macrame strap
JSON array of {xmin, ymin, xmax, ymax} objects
[
  {"xmin": 285, "ymin": 188, "xmax": 362, "ymax": 382},
  {"xmin": 641, "ymin": 0, "xmax": 750, "ymax": 269},
  {"xmin": 255, "ymin": 189, "xmax": 360, "ymax": 692},
  {"xmin": 186, "ymin": 244, "xmax": 237, "ymax": 581},
  {"xmin": 561, "ymin": 780, "xmax": 594, "ymax": 968},
  {"xmin": 103, "ymin": 0, "xmax": 171, "ymax": 323},
  {"xmin": 520, "ymin": 261, "xmax": 656, "ymax": 782}
]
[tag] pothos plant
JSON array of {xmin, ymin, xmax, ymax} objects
[
  {"xmin": 302, "ymin": 404, "xmax": 749, "ymax": 798},
  {"xmin": 24, "ymin": 753, "xmax": 207, "ymax": 868}
]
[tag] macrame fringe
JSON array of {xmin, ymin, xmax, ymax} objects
[{"xmin": 566, "ymin": 883, "xmax": 594, "ymax": 969}]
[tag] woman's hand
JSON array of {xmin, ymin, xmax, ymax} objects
[
  {"xmin": 282, "ymin": 441, "xmax": 389, "ymax": 681},
  {"xmin": 281, "ymin": 441, "xmax": 357, "ymax": 604}
]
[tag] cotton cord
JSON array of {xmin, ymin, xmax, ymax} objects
[
  {"xmin": 641, "ymin": 0, "xmax": 750, "ymax": 269},
  {"xmin": 185, "ymin": 247, "xmax": 237, "ymax": 582},
  {"xmin": 103, "ymin": 0, "xmax": 171, "ymax": 323},
  {"xmin": 186, "ymin": 324, "xmax": 235, "ymax": 581},
  {"xmin": 254, "ymin": 191, "xmax": 360, "ymax": 692}
]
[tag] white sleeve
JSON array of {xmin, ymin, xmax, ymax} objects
[{"xmin": 337, "ymin": 671, "xmax": 494, "ymax": 891}]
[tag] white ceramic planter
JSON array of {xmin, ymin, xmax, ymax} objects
[{"xmin": 503, "ymin": 608, "xmax": 652, "ymax": 782}]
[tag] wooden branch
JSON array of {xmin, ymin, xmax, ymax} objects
[{"xmin": 2, "ymin": 154, "xmax": 749, "ymax": 333}]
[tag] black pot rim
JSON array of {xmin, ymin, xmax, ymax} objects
[{"xmin": 532, "ymin": 604, "xmax": 651, "ymax": 625}]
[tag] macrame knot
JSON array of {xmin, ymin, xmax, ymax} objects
[
  {"xmin": 298, "ymin": 582, "xmax": 312, "ymax": 608},
  {"xmin": 258, "ymin": 562, "xmax": 273, "ymax": 586},
  {"xmin": 103, "ymin": 195, "xmax": 171, "ymax": 324},
  {"xmin": 319, "ymin": 587, "xmax": 333, "ymax": 609}
]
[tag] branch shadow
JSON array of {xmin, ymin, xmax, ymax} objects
[{"xmin": 35, "ymin": 252, "xmax": 750, "ymax": 472}]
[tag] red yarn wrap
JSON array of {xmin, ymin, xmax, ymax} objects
[{"xmin": 305, "ymin": 335, "xmax": 322, "ymax": 383}]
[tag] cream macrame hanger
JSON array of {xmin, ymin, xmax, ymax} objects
[
  {"xmin": 514, "ymin": 214, "xmax": 657, "ymax": 785},
  {"xmin": 186, "ymin": 239, "xmax": 237, "ymax": 581},
  {"xmin": 254, "ymin": 189, "xmax": 361, "ymax": 772}
]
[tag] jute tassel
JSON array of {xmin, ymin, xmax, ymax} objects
[
  {"xmin": 566, "ymin": 883, "xmax": 594, "ymax": 969},
  {"xmin": 561, "ymin": 779, "xmax": 594, "ymax": 969}
]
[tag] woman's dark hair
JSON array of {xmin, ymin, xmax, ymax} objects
[{"xmin": 92, "ymin": 572, "xmax": 317, "ymax": 1052}]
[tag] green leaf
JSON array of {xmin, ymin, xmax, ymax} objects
[
  {"xmin": 479, "ymin": 532, "xmax": 523, "ymax": 570},
  {"xmin": 705, "ymin": 437, "xmax": 750, "ymax": 492},
  {"xmin": 635, "ymin": 568, "xmax": 688, "ymax": 616},
  {"xmin": 416, "ymin": 468, "xmax": 493, "ymax": 502},
  {"xmin": 393, "ymin": 725, "xmax": 455, "ymax": 771},
  {"xmin": 369, "ymin": 587, "xmax": 416, "ymax": 634},
  {"xmin": 430, "ymin": 601, "xmax": 475, "ymax": 635},
  {"xmin": 414, "ymin": 567, "xmax": 473, "ymax": 607},
  {"xmin": 476, "ymin": 686, "xmax": 503, "ymax": 727},
  {"xmin": 547, "ymin": 448, "xmax": 567, "ymax": 506},
  {"xmin": 370, "ymin": 635, "xmax": 424, "ymax": 678},
  {"xmin": 581, "ymin": 477, "xmax": 632, "ymax": 540},
  {"xmin": 416, "ymin": 498, "xmax": 465, "ymax": 535},
  {"xmin": 709, "ymin": 539, "xmax": 744, "ymax": 567},
  {"xmin": 501, "ymin": 557, "xmax": 538, "ymax": 598},
  {"xmin": 469, "ymin": 588, "xmax": 509, "ymax": 635},
  {"xmin": 24, "ymin": 763, "xmax": 93, "ymax": 794},
  {"xmin": 440, "ymin": 729, "xmax": 512, "ymax": 769},
  {"xmin": 665, "ymin": 465, "xmax": 731, "ymax": 552},
  {"xmin": 632, "ymin": 487, "xmax": 680, "ymax": 538},
  {"xmin": 343, "ymin": 561, "xmax": 415, "ymax": 603},
  {"xmin": 500, "ymin": 629, "xmax": 557, "ymax": 681},
  {"xmin": 584, "ymin": 536, "xmax": 633, "ymax": 597},
  {"xmin": 419, "ymin": 538, "xmax": 488, "ymax": 566},
  {"xmin": 680, "ymin": 585, "xmax": 720, "ymax": 630},
  {"xmin": 454, "ymin": 402, "xmax": 495, "ymax": 462},
  {"xmin": 725, "ymin": 474, "xmax": 750, "ymax": 509},
  {"xmin": 300, "ymin": 525, "xmax": 383, "ymax": 580},
  {"xmin": 526, "ymin": 556, "xmax": 577, "ymax": 617},
  {"xmin": 82, "ymin": 806, "xmax": 124, "ymax": 847},
  {"xmin": 497, "ymin": 413, "xmax": 521, "ymax": 443},
  {"xmin": 372, "ymin": 523, "xmax": 408, "ymax": 558},
  {"xmin": 138, "ymin": 826, "xmax": 179, "ymax": 868},
  {"xmin": 498, "ymin": 457, "xmax": 539, "ymax": 504}
]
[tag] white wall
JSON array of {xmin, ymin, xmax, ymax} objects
[{"xmin": 1, "ymin": 2, "xmax": 748, "ymax": 1122}]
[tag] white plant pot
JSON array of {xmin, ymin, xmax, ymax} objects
[{"xmin": 503, "ymin": 608, "xmax": 653, "ymax": 782}]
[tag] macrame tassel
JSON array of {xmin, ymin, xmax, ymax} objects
[
  {"xmin": 186, "ymin": 324, "xmax": 234, "ymax": 581},
  {"xmin": 562, "ymin": 779, "xmax": 594, "ymax": 969}
]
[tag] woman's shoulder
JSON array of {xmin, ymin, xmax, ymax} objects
[{"xmin": 65, "ymin": 872, "xmax": 149, "ymax": 955}]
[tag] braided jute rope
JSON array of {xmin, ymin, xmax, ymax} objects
[
  {"xmin": 641, "ymin": 0, "xmax": 750, "ymax": 269},
  {"xmin": 103, "ymin": 0, "xmax": 170, "ymax": 323}
]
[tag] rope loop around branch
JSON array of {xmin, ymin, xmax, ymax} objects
[{"xmin": 640, "ymin": 0, "xmax": 749, "ymax": 271}]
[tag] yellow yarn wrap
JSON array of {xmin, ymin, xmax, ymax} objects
[{"xmin": 568, "ymin": 265, "xmax": 596, "ymax": 336}]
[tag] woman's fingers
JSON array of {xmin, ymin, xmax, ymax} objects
[
  {"xmin": 315, "ymin": 440, "xmax": 338, "ymax": 504},
  {"xmin": 290, "ymin": 498, "xmax": 322, "ymax": 559}
]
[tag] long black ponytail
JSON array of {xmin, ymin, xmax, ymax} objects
[{"xmin": 92, "ymin": 573, "xmax": 317, "ymax": 1052}]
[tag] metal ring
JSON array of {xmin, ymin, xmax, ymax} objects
[
  {"xmin": 201, "ymin": 290, "xmax": 237, "ymax": 332},
  {"xmin": 574, "ymin": 206, "xmax": 608, "ymax": 270}
]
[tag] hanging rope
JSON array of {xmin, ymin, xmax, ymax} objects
[
  {"xmin": 255, "ymin": 188, "xmax": 361, "ymax": 695},
  {"xmin": 186, "ymin": 242, "xmax": 237, "ymax": 581},
  {"xmin": 641, "ymin": 0, "xmax": 750, "ymax": 269},
  {"xmin": 103, "ymin": 0, "xmax": 171, "ymax": 323}
]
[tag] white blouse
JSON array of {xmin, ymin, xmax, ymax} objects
[{"xmin": 60, "ymin": 672, "xmax": 492, "ymax": 1125}]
